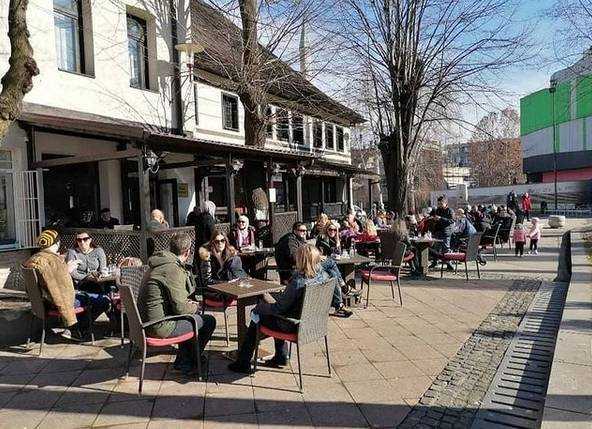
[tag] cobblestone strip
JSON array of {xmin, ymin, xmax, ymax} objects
[{"xmin": 399, "ymin": 279, "xmax": 541, "ymax": 429}]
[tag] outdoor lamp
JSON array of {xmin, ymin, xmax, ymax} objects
[
  {"xmin": 143, "ymin": 149, "xmax": 160, "ymax": 173},
  {"xmin": 174, "ymin": 42, "xmax": 205, "ymax": 77},
  {"xmin": 231, "ymin": 159, "xmax": 244, "ymax": 173}
]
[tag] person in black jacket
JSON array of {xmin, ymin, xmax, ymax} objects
[
  {"xmin": 435, "ymin": 196, "xmax": 454, "ymax": 219},
  {"xmin": 315, "ymin": 221, "xmax": 341, "ymax": 256},
  {"xmin": 274, "ymin": 222, "xmax": 308, "ymax": 284},
  {"xmin": 196, "ymin": 231, "xmax": 247, "ymax": 288},
  {"xmin": 189, "ymin": 200, "xmax": 217, "ymax": 248},
  {"xmin": 427, "ymin": 208, "xmax": 455, "ymax": 270}
]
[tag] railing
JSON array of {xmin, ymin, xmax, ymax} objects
[
  {"xmin": 541, "ymin": 209, "xmax": 592, "ymax": 218},
  {"xmin": 272, "ymin": 211, "xmax": 298, "ymax": 243}
]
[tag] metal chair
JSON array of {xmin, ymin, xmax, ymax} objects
[
  {"xmin": 439, "ymin": 233, "xmax": 483, "ymax": 281},
  {"xmin": 481, "ymin": 224, "xmax": 501, "ymax": 261},
  {"xmin": 358, "ymin": 232, "xmax": 406, "ymax": 308},
  {"xmin": 117, "ymin": 266, "xmax": 150, "ymax": 346},
  {"xmin": 253, "ymin": 278, "xmax": 336, "ymax": 392},
  {"xmin": 21, "ymin": 266, "xmax": 95, "ymax": 356},
  {"xmin": 119, "ymin": 284, "xmax": 202, "ymax": 395},
  {"xmin": 201, "ymin": 293, "xmax": 235, "ymax": 347}
]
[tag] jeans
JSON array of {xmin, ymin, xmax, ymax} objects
[
  {"xmin": 169, "ymin": 314, "xmax": 216, "ymax": 367},
  {"xmin": 515, "ymin": 241, "xmax": 525, "ymax": 256},
  {"xmin": 530, "ymin": 239, "xmax": 538, "ymax": 252},
  {"xmin": 74, "ymin": 292, "xmax": 111, "ymax": 323},
  {"xmin": 236, "ymin": 314, "xmax": 297, "ymax": 366}
]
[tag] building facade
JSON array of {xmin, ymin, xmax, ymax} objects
[
  {"xmin": 0, "ymin": 0, "xmax": 365, "ymax": 278},
  {"xmin": 520, "ymin": 49, "xmax": 592, "ymax": 183}
]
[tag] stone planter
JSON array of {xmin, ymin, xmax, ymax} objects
[
  {"xmin": 548, "ymin": 215, "xmax": 566, "ymax": 229},
  {"xmin": 0, "ymin": 293, "xmax": 41, "ymax": 346}
]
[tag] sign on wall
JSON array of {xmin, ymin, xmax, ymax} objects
[{"xmin": 178, "ymin": 183, "xmax": 189, "ymax": 198}]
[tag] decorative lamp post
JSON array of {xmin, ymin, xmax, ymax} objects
[{"xmin": 549, "ymin": 78, "xmax": 558, "ymax": 210}]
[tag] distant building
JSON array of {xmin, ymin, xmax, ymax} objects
[
  {"xmin": 352, "ymin": 148, "xmax": 386, "ymax": 210},
  {"xmin": 520, "ymin": 49, "xmax": 592, "ymax": 183},
  {"xmin": 442, "ymin": 143, "xmax": 472, "ymax": 189}
]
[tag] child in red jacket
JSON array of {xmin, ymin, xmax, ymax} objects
[{"xmin": 513, "ymin": 224, "xmax": 526, "ymax": 257}]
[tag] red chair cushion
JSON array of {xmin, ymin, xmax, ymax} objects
[
  {"xmin": 47, "ymin": 306, "xmax": 86, "ymax": 317},
  {"xmin": 259, "ymin": 325, "xmax": 298, "ymax": 343},
  {"xmin": 146, "ymin": 331, "xmax": 194, "ymax": 347},
  {"xmin": 442, "ymin": 252, "xmax": 466, "ymax": 262},
  {"xmin": 359, "ymin": 269, "xmax": 398, "ymax": 282},
  {"xmin": 403, "ymin": 252, "xmax": 415, "ymax": 262},
  {"xmin": 204, "ymin": 298, "xmax": 236, "ymax": 309}
]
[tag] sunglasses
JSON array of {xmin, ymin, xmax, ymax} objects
[
  {"xmin": 214, "ymin": 239, "xmax": 226, "ymax": 244},
  {"xmin": 76, "ymin": 237, "xmax": 91, "ymax": 242},
  {"xmin": 328, "ymin": 228, "xmax": 337, "ymax": 232},
  {"xmin": 238, "ymin": 221, "xmax": 246, "ymax": 224},
  {"xmin": 297, "ymin": 229, "xmax": 307, "ymax": 232}
]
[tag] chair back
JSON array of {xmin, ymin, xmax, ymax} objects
[
  {"xmin": 378, "ymin": 231, "xmax": 396, "ymax": 262},
  {"xmin": 120, "ymin": 266, "xmax": 150, "ymax": 301},
  {"xmin": 21, "ymin": 267, "xmax": 46, "ymax": 320},
  {"xmin": 491, "ymin": 223, "xmax": 501, "ymax": 240},
  {"xmin": 465, "ymin": 233, "xmax": 483, "ymax": 261},
  {"xmin": 391, "ymin": 241, "xmax": 407, "ymax": 267},
  {"xmin": 119, "ymin": 284, "xmax": 147, "ymax": 353},
  {"xmin": 297, "ymin": 278, "xmax": 336, "ymax": 345}
]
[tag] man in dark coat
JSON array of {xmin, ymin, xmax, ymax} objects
[{"xmin": 274, "ymin": 222, "xmax": 308, "ymax": 284}]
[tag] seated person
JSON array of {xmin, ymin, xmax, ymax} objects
[
  {"xmin": 374, "ymin": 211, "xmax": 388, "ymax": 229},
  {"xmin": 231, "ymin": 215, "xmax": 256, "ymax": 249},
  {"xmin": 275, "ymin": 222, "xmax": 308, "ymax": 284},
  {"xmin": 24, "ymin": 230, "xmax": 109, "ymax": 341},
  {"xmin": 340, "ymin": 214, "xmax": 360, "ymax": 250},
  {"xmin": 404, "ymin": 215, "xmax": 418, "ymax": 236},
  {"xmin": 147, "ymin": 209, "xmax": 169, "ymax": 231},
  {"xmin": 452, "ymin": 209, "xmax": 477, "ymax": 250},
  {"xmin": 355, "ymin": 220, "xmax": 379, "ymax": 256},
  {"xmin": 94, "ymin": 208, "xmax": 120, "ymax": 229},
  {"xmin": 196, "ymin": 231, "xmax": 248, "ymax": 288},
  {"xmin": 310, "ymin": 213, "xmax": 330, "ymax": 239},
  {"xmin": 426, "ymin": 209, "xmax": 455, "ymax": 271},
  {"xmin": 228, "ymin": 245, "xmax": 351, "ymax": 374},
  {"xmin": 391, "ymin": 219, "xmax": 418, "ymax": 273},
  {"xmin": 315, "ymin": 221, "xmax": 341, "ymax": 256},
  {"xmin": 66, "ymin": 232, "xmax": 108, "ymax": 290},
  {"xmin": 137, "ymin": 233, "xmax": 216, "ymax": 375}
]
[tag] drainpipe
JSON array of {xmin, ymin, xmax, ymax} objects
[{"xmin": 170, "ymin": 0, "xmax": 183, "ymax": 135}]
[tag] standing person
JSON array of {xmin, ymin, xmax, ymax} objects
[
  {"xmin": 521, "ymin": 193, "xmax": 532, "ymax": 221},
  {"xmin": 147, "ymin": 209, "xmax": 169, "ymax": 231},
  {"xmin": 193, "ymin": 200, "xmax": 217, "ymax": 248},
  {"xmin": 24, "ymin": 230, "xmax": 101, "ymax": 341},
  {"xmin": 435, "ymin": 196, "xmax": 454, "ymax": 219},
  {"xmin": 528, "ymin": 218, "xmax": 541, "ymax": 255},
  {"xmin": 137, "ymin": 233, "xmax": 216, "ymax": 375},
  {"xmin": 94, "ymin": 208, "xmax": 120, "ymax": 229},
  {"xmin": 507, "ymin": 191, "xmax": 519, "ymax": 213},
  {"xmin": 513, "ymin": 224, "xmax": 527, "ymax": 257}
]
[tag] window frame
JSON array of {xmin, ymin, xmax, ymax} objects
[
  {"xmin": 336, "ymin": 126, "xmax": 345, "ymax": 152},
  {"xmin": 291, "ymin": 112, "xmax": 304, "ymax": 146},
  {"xmin": 265, "ymin": 105, "xmax": 274, "ymax": 139},
  {"xmin": 53, "ymin": 0, "xmax": 85, "ymax": 74},
  {"xmin": 325, "ymin": 123, "xmax": 335, "ymax": 150},
  {"xmin": 127, "ymin": 13, "xmax": 150, "ymax": 90},
  {"xmin": 221, "ymin": 93, "xmax": 240, "ymax": 132},
  {"xmin": 276, "ymin": 108, "xmax": 290, "ymax": 142},
  {"xmin": 313, "ymin": 119, "xmax": 324, "ymax": 149}
]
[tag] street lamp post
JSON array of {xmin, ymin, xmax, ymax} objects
[{"xmin": 549, "ymin": 80, "xmax": 558, "ymax": 211}]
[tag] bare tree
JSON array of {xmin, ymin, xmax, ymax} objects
[
  {"xmin": 334, "ymin": 0, "xmax": 529, "ymax": 217},
  {"xmin": 471, "ymin": 107, "xmax": 519, "ymax": 142},
  {"xmin": 469, "ymin": 138, "xmax": 524, "ymax": 187},
  {"xmin": 0, "ymin": 0, "xmax": 39, "ymax": 139},
  {"xmin": 549, "ymin": 0, "xmax": 592, "ymax": 65}
]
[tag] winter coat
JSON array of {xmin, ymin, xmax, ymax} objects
[
  {"xmin": 136, "ymin": 251, "xmax": 196, "ymax": 338},
  {"xmin": 315, "ymin": 235, "xmax": 340, "ymax": 256},
  {"xmin": 513, "ymin": 229, "xmax": 527, "ymax": 243},
  {"xmin": 274, "ymin": 232, "xmax": 306, "ymax": 282},
  {"xmin": 24, "ymin": 250, "xmax": 77, "ymax": 327},
  {"xmin": 521, "ymin": 196, "xmax": 532, "ymax": 211},
  {"xmin": 195, "ymin": 246, "xmax": 247, "ymax": 289},
  {"xmin": 230, "ymin": 226, "xmax": 256, "ymax": 249}
]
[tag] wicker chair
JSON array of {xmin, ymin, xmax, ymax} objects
[
  {"xmin": 439, "ymin": 233, "xmax": 483, "ymax": 281},
  {"xmin": 358, "ymin": 232, "xmax": 406, "ymax": 308},
  {"xmin": 481, "ymin": 223, "xmax": 501, "ymax": 261},
  {"xmin": 119, "ymin": 284, "xmax": 203, "ymax": 395},
  {"xmin": 117, "ymin": 266, "xmax": 150, "ymax": 346},
  {"xmin": 21, "ymin": 266, "xmax": 95, "ymax": 355},
  {"xmin": 253, "ymin": 278, "xmax": 336, "ymax": 392}
]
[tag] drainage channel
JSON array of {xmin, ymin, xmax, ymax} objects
[{"xmin": 471, "ymin": 281, "xmax": 569, "ymax": 429}]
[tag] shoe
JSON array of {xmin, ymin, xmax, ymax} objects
[
  {"xmin": 61, "ymin": 328, "xmax": 84, "ymax": 342},
  {"xmin": 534, "ymin": 250, "xmax": 538, "ymax": 255},
  {"xmin": 260, "ymin": 357, "xmax": 288, "ymax": 368},
  {"xmin": 332, "ymin": 306, "xmax": 353, "ymax": 318},
  {"xmin": 228, "ymin": 361, "xmax": 254, "ymax": 374}
]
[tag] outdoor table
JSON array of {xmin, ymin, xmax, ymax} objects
[
  {"xmin": 207, "ymin": 278, "xmax": 284, "ymax": 348},
  {"xmin": 331, "ymin": 254, "xmax": 372, "ymax": 291},
  {"xmin": 238, "ymin": 247, "xmax": 275, "ymax": 279},
  {"xmin": 410, "ymin": 237, "xmax": 442, "ymax": 277}
]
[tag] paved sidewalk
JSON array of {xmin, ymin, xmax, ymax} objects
[{"xmin": 0, "ymin": 220, "xmax": 581, "ymax": 428}]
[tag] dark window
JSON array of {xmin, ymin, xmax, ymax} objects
[
  {"xmin": 277, "ymin": 109, "xmax": 290, "ymax": 142},
  {"xmin": 54, "ymin": 0, "xmax": 84, "ymax": 73},
  {"xmin": 222, "ymin": 94, "xmax": 239, "ymax": 131},
  {"xmin": 326, "ymin": 124, "xmax": 335, "ymax": 150},
  {"xmin": 336, "ymin": 126, "xmax": 344, "ymax": 151},
  {"xmin": 324, "ymin": 178, "xmax": 337, "ymax": 203},
  {"xmin": 313, "ymin": 119, "xmax": 323, "ymax": 148},
  {"xmin": 266, "ymin": 106, "xmax": 273, "ymax": 139},
  {"xmin": 292, "ymin": 113, "xmax": 304, "ymax": 145},
  {"xmin": 127, "ymin": 15, "xmax": 149, "ymax": 89}
]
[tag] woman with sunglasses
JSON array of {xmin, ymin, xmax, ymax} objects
[
  {"xmin": 231, "ymin": 215, "xmax": 256, "ymax": 249},
  {"xmin": 196, "ymin": 231, "xmax": 247, "ymax": 288},
  {"xmin": 315, "ymin": 221, "xmax": 341, "ymax": 256},
  {"xmin": 66, "ymin": 232, "xmax": 108, "ymax": 290}
]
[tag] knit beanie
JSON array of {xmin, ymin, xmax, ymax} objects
[{"xmin": 37, "ymin": 230, "xmax": 59, "ymax": 249}]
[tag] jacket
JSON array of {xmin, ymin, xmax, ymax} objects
[
  {"xmin": 192, "ymin": 212, "xmax": 216, "ymax": 247},
  {"xmin": 195, "ymin": 246, "xmax": 247, "ymax": 289},
  {"xmin": 316, "ymin": 235, "xmax": 340, "ymax": 256},
  {"xmin": 136, "ymin": 251, "xmax": 196, "ymax": 338},
  {"xmin": 231, "ymin": 226, "xmax": 256, "ymax": 249},
  {"xmin": 24, "ymin": 250, "xmax": 77, "ymax": 326},
  {"xmin": 521, "ymin": 196, "xmax": 532, "ymax": 211},
  {"xmin": 66, "ymin": 247, "xmax": 107, "ymax": 283},
  {"xmin": 513, "ymin": 229, "xmax": 527, "ymax": 242},
  {"xmin": 274, "ymin": 232, "xmax": 306, "ymax": 281}
]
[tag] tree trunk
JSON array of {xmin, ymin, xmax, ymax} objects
[
  {"xmin": 0, "ymin": 0, "xmax": 38, "ymax": 139},
  {"xmin": 379, "ymin": 134, "xmax": 408, "ymax": 218},
  {"xmin": 242, "ymin": 101, "xmax": 266, "ymax": 147}
]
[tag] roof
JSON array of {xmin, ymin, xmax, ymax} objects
[{"xmin": 190, "ymin": 1, "xmax": 365, "ymax": 125}]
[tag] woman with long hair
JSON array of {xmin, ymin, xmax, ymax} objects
[
  {"xmin": 228, "ymin": 244, "xmax": 350, "ymax": 374},
  {"xmin": 197, "ymin": 230, "xmax": 247, "ymax": 287},
  {"xmin": 315, "ymin": 220, "xmax": 341, "ymax": 256},
  {"xmin": 311, "ymin": 213, "xmax": 330, "ymax": 238}
]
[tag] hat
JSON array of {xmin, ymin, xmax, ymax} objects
[{"xmin": 37, "ymin": 230, "xmax": 59, "ymax": 249}]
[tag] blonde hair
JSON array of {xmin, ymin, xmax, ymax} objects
[
  {"xmin": 364, "ymin": 219, "xmax": 377, "ymax": 236},
  {"xmin": 295, "ymin": 244, "xmax": 322, "ymax": 278},
  {"xmin": 316, "ymin": 213, "xmax": 329, "ymax": 226}
]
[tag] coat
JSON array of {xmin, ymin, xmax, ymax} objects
[
  {"xmin": 274, "ymin": 232, "xmax": 306, "ymax": 282},
  {"xmin": 230, "ymin": 226, "xmax": 256, "ymax": 249},
  {"xmin": 136, "ymin": 251, "xmax": 196, "ymax": 338},
  {"xmin": 521, "ymin": 195, "xmax": 532, "ymax": 211},
  {"xmin": 24, "ymin": 250, "xmax": 77, "ymax": 326},
  {"xmin": 195, "ymin": 246, "xmax": 247, "ymax": 289},
  {"xmin": 315, "ymin": 235, "xmax": 340, "ymax": 256}
]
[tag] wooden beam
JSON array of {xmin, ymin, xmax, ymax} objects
[
  {"xmin": 33, "ymin": 148, "xmax": 140, "ymax": 169},
  {"xmin": 225, "ymin": 155, "xmax": 236, "ymax": 224},
  {"xmin": 137, "ymin": 154, "xmax": 151, "ymax": 233},
  {"xmin": 296, "ymin": 174, "xmax": 303, "ymax": 221}
]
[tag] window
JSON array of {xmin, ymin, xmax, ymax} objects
[
  {"xmin": 313, "ymin": 119, "xmax": 323, "ymax": 148},
  {"xmin": 127, "ymin": 14, "xmax": 149, "ymax": 89},
  {"xmin": 336, "ymin": 126, "xmax": 344, "ymax": 151},
  {"xmin": 222, "ymin": 94, "xmax": 239, "ymax": 131},
  {"xmin": 325, "ymin": 124, "xmax": 335, "ymax": 150},
  {"xmin": 53, "ymin": 0, "xmax": 83, "ymax": 73},
  {"xmin": 292, "ymin": 113, "xmax": 304, "ymax": 145},
  {"xmin": 277, "ymin": 109, "xmax": 290, "ymax": 142},
  {"xmin": 266, "ymin": 106, "xmax": 274, "ymax": 139},
  {"xmin": 0, "ymin": 151, "xmax": 16, "ymax": 246}
]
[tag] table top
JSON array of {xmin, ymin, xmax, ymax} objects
[
  {"xmin": 95, "ymin": 274, "xmax": 117, "ymax": 283},
  {"xmin": 330, "ymin": 254, "xmax": 372, "ymax": 265},
  {"xmin": 207, "ymin": 278, "xmax": 284, "ymax": 299},
  {"xmin": 238, "ymin": 247, "xmax": 275, "ymax": 256},
  {"xmin": 410, "ymin": 237, "xmax": 442, "ymax": 244}
]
